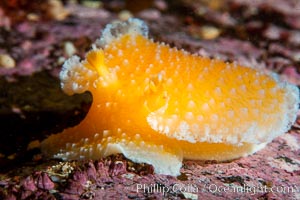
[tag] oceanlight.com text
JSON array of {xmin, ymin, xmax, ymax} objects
[{"xmin": 136, "ymin": 183, "xmax": 300, "ymax": 196}]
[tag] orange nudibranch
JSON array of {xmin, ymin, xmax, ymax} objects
[{"xmin": 41, "ymin": 18, "xmax": 299, "ymax": 176}]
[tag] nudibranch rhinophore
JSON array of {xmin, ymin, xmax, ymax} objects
[{"xmin": 41, "ymin": 18, "xmax": 299, "ymax": 176}]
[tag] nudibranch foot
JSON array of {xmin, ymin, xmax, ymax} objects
[
  {"xmin": 41, "ymin": 18, "xmax": 300, "ymax": 176},
  {"xmin": 42, "ymin": 128, "xmax": 183, "ymax": 175}
]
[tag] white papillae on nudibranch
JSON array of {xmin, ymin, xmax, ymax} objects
[{"xmin": 41, "ymin": 18, "xmax": 300, "ymax": 176}]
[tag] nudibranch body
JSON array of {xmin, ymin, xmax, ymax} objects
[{"xmin": 41, "ymin": 18, "xmax": 299, "ymax": 176}]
